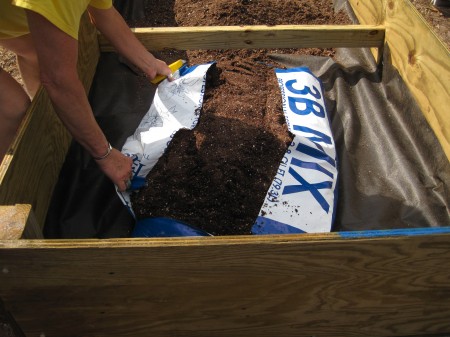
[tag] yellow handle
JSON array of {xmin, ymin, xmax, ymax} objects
[{"xmin": 150, "ymin": 59, "xmax": 185, "ymax": 84}]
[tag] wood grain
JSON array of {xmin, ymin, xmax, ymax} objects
[
  {"xmin": 385, "ymin": 0, "xmax": 450, "ymax": 160},
  {"xmin": 0, "ymin": 204, "xmax": 42, "ymax": 240},
  {"xmin": 347, "ymin": 0, "xmax": 386, "ymax": 25},
  {"xmin": 77, "ymin": 11, "xmax": 100, "ymax": 90},
  {"xmin": 0, "ymin": 13, "xmax": 100, "ymax": 227},
  {"xmin": 98, "ymin": 25, "xmax": 385, "ymax": 52},
  {"xmin": 1, "ymin": 233, "xmax": 450, "ymax": 337},
  {"xmin": 0, "ymin": 89, "xmax": 70, "ymax": 228},
  {"xmin": 347, "ymin": 0, "xmax": 386, "ymax": 63},
  {"xmin": 0, "ymin": 4, "xmax": 449, "ymax": 337}
]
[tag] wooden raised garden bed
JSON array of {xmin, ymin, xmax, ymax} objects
[{"xmin": 0, "ymin": 0, "xmax": 449, "ymax": 336}]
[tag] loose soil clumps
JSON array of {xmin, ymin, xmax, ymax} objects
[{"xmin": 131, "ymin": 0, "xmax": 350, "ymax": 235}]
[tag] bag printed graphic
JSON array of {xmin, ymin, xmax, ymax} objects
[{"xmin": 253, "ymin": 67, "xmax": 338, "ymax": 234}]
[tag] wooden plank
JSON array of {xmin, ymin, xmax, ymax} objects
[
  {"xmin": 0, "ymin": 12, "xmax": 100, "ymax": 226},
  {"xmin": 0, "ymin": 88, "xmax": 69, "ymax": 228},
  {"xmin": 347, "ymin": 0, "xmax": 386, "ymax": 25},
  {"xmin": 385, "ymin": 0, "xmax": 450, "ymax": 160},
  {"xmin": 0, "ymin": 3, "xmax": 447, "ymax": 337},
  {"xmin": 0, "ymin": 205, "xmax": 30, "ymax": 240},
  {"xmin": 347, "ymin": 0, "xmax": 386, "ymax": 62},
  {"xmin": 19, "ymin": 206, "xmax": 40, "ymax": 239},
  {"xmin": 1, "ymin": 232, "xmax": 449, "ymax": 337},
  {"xmin": 0, "ymin": 204, "xmax": 42, "ymax": 240},
  {"xmin": 98, "ymin": 25, "xmax": 385, "ymax": 52},
  {"xmin": 0, "ymin": 298, "xmax": 26, "ymax": 337},
  {"xmin": 77, "ymin": 11, "xmax": 101, "ymax": 94}
]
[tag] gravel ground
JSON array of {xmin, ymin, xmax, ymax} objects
[{"xmin": 0, "ymin": 46, "xmax": 22, "ymax": 84}]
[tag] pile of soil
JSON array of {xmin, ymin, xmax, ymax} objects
[{"xmin": 130, "ymin": 0, "xmax": 350, "ymax": 235}]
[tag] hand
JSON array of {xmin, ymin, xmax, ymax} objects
[
  {"xmin": 95, "ymin": 148, "xmax": 133, "ymax": 192},
  {"xmin": 142, "ymin": 55, "xmax": 174, "ymax": 82},
  {"xmin": 88, "ymin": 7, "xmax": 175, "ymax": 83}
]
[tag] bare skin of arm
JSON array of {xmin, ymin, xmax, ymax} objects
[
  {"xmin": 88, "ymin": 6, "xmax": 173, "ymax": 81},
  {"xmin": 0, "ymin": 68, "xmax": 30, "ymax": 162},
  {"xmin": 25, "ymin": 10, "xmax": 132, "ymax": 191},
  {"xmin": 25, "ymin": 6, "xmax": 173, "ymax": 191}
]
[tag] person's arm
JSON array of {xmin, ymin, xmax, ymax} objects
[
  {"xmin": 88, "ymin": 6, "xmax": 172, "ymax": 80},
  {"xmin": 25, "ymin": 10, "xmax": 132, "ymax": 191}
]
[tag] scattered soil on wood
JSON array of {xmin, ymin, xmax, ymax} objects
[
  {"xmin": 410, "ymin": 0, "xmax": 450, "ymax": 49},
  {"xmin": 130, "ymin": 0, "xmax": 350, "ymax": 235}
]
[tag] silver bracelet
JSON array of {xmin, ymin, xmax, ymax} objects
[{"xmin": 93, "ymin": 142, "xmax": 112, "ymax": 160}]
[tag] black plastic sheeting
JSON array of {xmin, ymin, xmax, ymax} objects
[
  {"xmin": 44, "ymin": 53, "xmax": 154, "ymax": 238},
  {"xmin": 44, "ymin": 1, "xmax": 450, "ymax": 238}
]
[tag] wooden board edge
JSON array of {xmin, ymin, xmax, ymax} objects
[
  {"xmin": 347, "ymin": 0, "xmax": 386, "ymax": 25},
  {"xmin": 98, "ymin": 25, "xmax": 385, "ymax": 52},
  {"xmin": 2, "ymin": 227, "xmax": 450, "ymax": 249},
  {"xmin": 1, "ymin": 231, "xmax": 450, "ymax": 336},
  {"xmin": 385, "ymin": 0, "xmax": 450, "ymax": 161},
  {"xmin": 347, "ymin": 0, "xmax": 387, "ymax": 66}
]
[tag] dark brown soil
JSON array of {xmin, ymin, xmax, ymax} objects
[{"xmin": 130, "ymin": 0, "xmax": 350, "ymax": 235}]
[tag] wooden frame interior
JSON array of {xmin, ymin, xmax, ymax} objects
[{"xmin": 0, "ymin": 1, "xmax": 449, "ymax": 336}]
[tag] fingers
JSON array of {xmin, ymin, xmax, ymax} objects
[
  {"xmin": 147, "ymin": 59, "xmax": 173, "ymax": 84},
  {"xmin": 118, "ymin": 177, "xmax": 131, "ymax": 192},
  {"xmin": 122, "ymin": 171, "xmax": 134, "ymax": 192},
  {"xmin": 159, "ymin": 60, "xmax": 173, "ymax": 78},
  {"xmin": 95, "ymin": 148, "xmax": 133, "ymax": 192},
  {"xmin": 125, "ymin": 179, "xmax": 132, "ymax": 190},
  {"xmin": 167, "ymin": 73, "xmax": 175, "ymax": 82},
  {"xmin": 117, "ymin": 180, "xmax": 127, "ymax": 192},
  {"xmin": 117, "ymin": 157, "xmax": 133, "ymax": 192}
]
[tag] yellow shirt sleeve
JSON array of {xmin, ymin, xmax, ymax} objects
[
  {"xmin": 89, "ymin": 0, "xmax": 113, "ymax": 10},
  {"xmin": 11, "ymin": 0, "xmax": 112, "ymax": 40},
  {"xmin": 0, "ymin": 1, "xmax": 28, "ymax": 39}
]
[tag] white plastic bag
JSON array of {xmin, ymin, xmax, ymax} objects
[
  {"xmin": 117, "ymin": 62, "xmax": 214, "ymax": 215},
  {"xmin": 253, "ymin": 67, "xmax": 338, "ymax": 234}
]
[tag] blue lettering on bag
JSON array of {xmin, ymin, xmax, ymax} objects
[
  {"xmin": 288, "ymin": 96, "xmax": 325, "ymax": 117},
  {"xmin": 293, "ymin": 125, "xmax": 332, "ymax": 145},
  {"xmin": 285, "ymin": 80, "xmax": 321, "ymax": 99},
  {"xmin": 131, "ymin": 156, "xmax": 145, "ymax": 176},
  {"xmin": 290, "ymin": 157, "xmax": 334, "ymax": 178},
  {"xmin": 296, "ymin": 142, "xmax": 336, "ymax": 167},
  {"xmin": 283, "ymin": 167, "xmax": 333, "ymax": 213}
]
